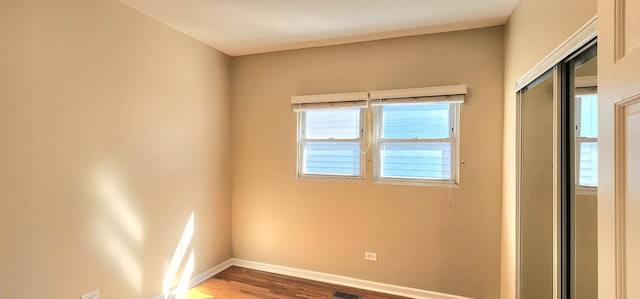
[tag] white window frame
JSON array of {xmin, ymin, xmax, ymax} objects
[
  {"xmin": 369, "ymin": 86, "xmax": 464, "ymax": 187},
  {"xmin": 373, "ymin": 102, "xmax": 459, "ymax": 187},
  {"xmin": 296, "ymin": 107, "xmax": 366, "ymax": 181},
  {"xmin": 574, "ymin": 89, "xmax": 598, "ymax": 194},
  {"xmin": 292, "ymin": 91, "xmax": 369, "ymax": 181},
  {"xmin": 292, "ymin": 86, "xmax": 465, "ymax": 185}
]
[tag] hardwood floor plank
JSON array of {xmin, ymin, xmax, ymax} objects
[{"xmin": 185, "ymin": 266, "xmax": 412, "ymax": 299}]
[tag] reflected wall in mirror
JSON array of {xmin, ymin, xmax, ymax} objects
[{"xmin": 518, "ymin": 71, "xmax": 556, "ymax": 299}]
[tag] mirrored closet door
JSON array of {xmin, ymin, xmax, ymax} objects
[
  {"xmin": 518, "ymin": 70, "xmax": 557, "ymax": 299},
  {"xmin": 517, "ymin": 41, "xmax": 597, "ymax": 299}
]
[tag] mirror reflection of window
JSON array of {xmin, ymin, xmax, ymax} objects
[
  {"xmin": 575, "ymin": 88, "xmax": 598, "ymax": 190},
  {"xmin": 572, "ymin": 52, "xmax": 598, "ymax": 299}
]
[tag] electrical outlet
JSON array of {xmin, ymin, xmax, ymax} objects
[
  {"xmin": 364, "ymin": 251, "xmax": 378, "ymax": 262},
  {"xmin": 81, "ymin": 289, "xmax": 100, "ymax": 299}
]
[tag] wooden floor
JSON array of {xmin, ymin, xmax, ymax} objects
[{"xmin": 184, "ymin": 266, "xmax": 412, "ymax": 299}]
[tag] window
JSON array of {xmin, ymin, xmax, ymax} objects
[
  {"xmin": 292, "ymin": 92, "xmax": 368, "ymax": 180},
  {"xmin": 369, "ymin": 86, "xmax": 465, "ymax": 186},
  {"xmin": 373, "ymin": 101, "xmax": 459, "ymax": 186},
  {"xmin": 297, "ymin": 108, "xmax": 364, "ymax": 178},
  {"xmin": 575, "ymin": 92, "xmax": 598, "ymax": 189},
  {"xmin": 291, "ymin": 86, "xmax": 465, "ymax": 185}
]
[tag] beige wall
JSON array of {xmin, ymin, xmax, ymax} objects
[
  {"xmin": 501, "ymin": 0, "xmax": 597, "ymax": 297},
  {"xmin": 231, "ymin": 27, "xmax": 504, "ymax": 299},
  {"xmin": 0, "ymin": 0, "xmax": 231, "ymax": 298}
]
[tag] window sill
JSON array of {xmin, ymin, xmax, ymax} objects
[
  {"xmin": 373, "ymin": 177, "xmax": 459, "ymax": 188},
  {"xmin": 297, "ymin": 174, "xmax": 365, "ymax": 183},
  {"xmin": 575, "ymin": 186, "xmax": 597, "ymax": 196}
]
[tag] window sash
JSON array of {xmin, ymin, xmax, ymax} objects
[
  {"xmin": 302, "ymin": 108, "xmax": 362, "ymax": 140},
  {"xmin": 300, "ymin": 141, "xmax": 362, "ymax": 177},
  {"xmin": 377, "ymin": 139, "xmax": 456, "ymax": 180},
  {"xmin": 575, "ymin": 137, "xmax": 598, "ymax": 190},
  {"xmin": 575, "ymin": 94, "xmax": 598, "ymax": 138},
  {"xmin": 379, "ymin": 102, "xmax": 454, "ymax": 139}
]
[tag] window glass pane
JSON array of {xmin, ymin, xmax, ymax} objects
[
  {"xmin": 380, "ymin": 142, "xmax": 451, "ymax": 179},
  {"xmin": 303, "ymin": 142, "xmax": 360, "ymax": 176},
  {"xmin": 382, "ymin": 103, "xmax": 450, "ymax": 139},
  {"xmin": 579, "ymin": 95, "xmax": 598, "ymax": 138},
  {"xmin": 305, "ymin": 108, "xmax": 360, "ymax": 139},
  {"xmin": 578, "ymin": 142, "xmax": 598, "ymax": 186}
]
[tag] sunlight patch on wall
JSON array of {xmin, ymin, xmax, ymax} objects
[
  {"xmin": 175, "ymin": 250, "xmax": 195, "ymax": 294},
  {"xmin": 162, "ymin": 212, "xmax": 196, "ymax": 298},
  {"xmin": 96, "ymin": 222, "xmax": 143, "ymax": 290},
  {"xmin": 95, "ymin": 172, "xmax": 145, "ymax": 245},
  {"xmin": 92, "ymin": 165, "xmax": 145, "ymax": 293}
]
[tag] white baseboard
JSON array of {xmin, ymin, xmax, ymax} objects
[
  {"xmin": 152, "ymin": 259, "xmax": 234, "ymax": 299},
  {"xmin": 153, "ymin": 258, "xmax": 472, "ymax": 299},
  {"xmin": 190, "ymin": 259, "xmax": 234, "ymax": 288}
]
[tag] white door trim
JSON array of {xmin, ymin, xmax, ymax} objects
[
  {"xmin": 515, "ymin": 16, "xmax": 598, "ymax": 91},
  {"xmin": 614, "ymin": 95, "xmax": 640, "ymax": 299}
]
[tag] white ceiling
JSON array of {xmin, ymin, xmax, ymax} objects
[{"xmin": 118, "ymin": 0, "xmax": 519, "ymax": 56}]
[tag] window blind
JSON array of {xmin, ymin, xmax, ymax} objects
[
  {"xmin": 370, "ymin": 95, "xmax": 464, "ymax": 105},
  {"xmin": 369, "ymin": 85, "xmax": 466, "ymax": 105},
  {"xmin": 291, "ymin": 92, "xmax": 368, "ymax": 111}
]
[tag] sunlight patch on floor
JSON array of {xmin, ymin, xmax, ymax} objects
[{"xmin": 177, "ymin": 288, "xmax": 214, "ymax": 299}]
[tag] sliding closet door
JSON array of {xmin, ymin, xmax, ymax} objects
[
  {"xmin": 518, "ymin": 71, "xmax": 558, "ymax": 299},
  {"xmin": 516, "ymin": 43, "xmax": 598, "ymax": 299},
  {"xmin": 568, "ymin": 46, "xmax": 598, "ymax": 299}
]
